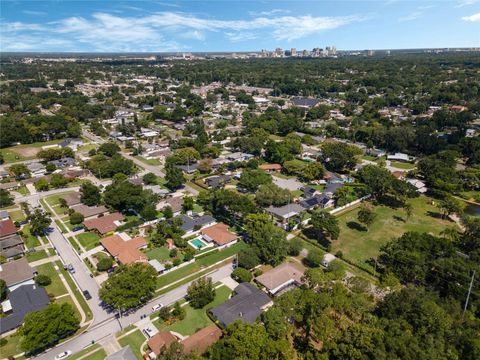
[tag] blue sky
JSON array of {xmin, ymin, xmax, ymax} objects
[{"xmin": 1, "ymin": 0, "xmax": 479, "ymax": 52}]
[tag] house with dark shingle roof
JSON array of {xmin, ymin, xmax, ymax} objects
[
  {"xmin": 0, "ymin": 257, "xmax": 36, "ymax": 291},
  {"xmin": 177, "ymin": 214, "xmax": 216, "ymax": 234},
  {"xmin": 292, "ymin": 97, "xmax": 320, "ymax": 108},
  {"xmin": 210, "ymin": 283, "xmax": 272, "ymax": 327},
  {"xmin": 0, "ymin": 234, "xmax": 24, "ymax": 259}
]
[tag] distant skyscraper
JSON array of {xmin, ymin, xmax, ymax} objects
[
  {"xmin": 275, "ymin": 48, "xmax": 284, "ymax": 57},
  {"xmin": 291, "ymin": 48, "xmax": 297, "ymax": 57}
]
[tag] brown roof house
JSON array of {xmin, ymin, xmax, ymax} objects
[
  {"xmin": 181, "ymin": 324, "xmax": 222, "ymax": 354},
  {"xmin": 201, "ymin": 223, "xmax": 238, "ymax": 247},
  {"xmin": 255, "ymin": 262, "xmax": 305, "ymax": 296},
  {"xmin": 71, "ymin": 204, "xmax": 109, "ymax": 219},
  {"xmin": 62, "ymin": 192, "xmax": 82, "ymax": 207},
  {"xmin": 101, "ymin": 234, "xmax": 148, "ymax": 265},
  {"xmin": 158, "ymin": 196, "xmax": 184, "ymax": 216},
  {"xmin": 84, "ymin": 212, "xmax": 124, "ymax": 235},
  {"xmin": 0, "ymin": 219, "xmax": 17, "ymax": 239},
  {"xmin": 0, "ymin": 258, "xmax": 36, "ymax": 291},
  {"xmin": 148, "ymin": 331, "xmax": 177, "ymax": 357},
  {"xmin": 258, "ymin": 163, "xmax": 282, "ymax": 172}
]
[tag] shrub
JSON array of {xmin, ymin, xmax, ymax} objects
[
  {"xmin": 35, "ymin": 274, "xmax": 52, "ymax": 286},
  {"xmin": 158, "ymin": 306, "xmax": 171, "ymax": 321},
  {"xmin": 288, "ymin": 238, "xmax": 303, "ymax": 256},
  {"xmin": 305, "ymin": 249, "xmax": 323, "ymax": 267},
  {"xmin": 96, "ymin": 257, "xmax": 113, "ymax": 271},
  {"xmin": 172, "ymin": 258, "xmax": 182, "ymax": 267},
  {"xmin": 231, "ymin": 268, "xmax": 252, "ymax": 283},
  {"xmin": 69, "ymin": 212, "xmax": 84, "ymax": 225},
  {"xmin": 169, "ymin": 248, "xmax": 178, "ymax": 258}
]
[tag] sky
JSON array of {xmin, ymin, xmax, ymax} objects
[{"xmin": 1, "ymin": 0, "xmax": 479, "ymax": 52}]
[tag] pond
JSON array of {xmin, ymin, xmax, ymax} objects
[{"xmin": 464, "ymin": 204, "xmax": 480, "ymax": 217}]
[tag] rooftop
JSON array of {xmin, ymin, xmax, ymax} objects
[
  {"xmin": 255, "ymin": 262, "xmax": 305, "ymax": 294},
  {"xmin": 201, "ymin": 223, "xmax": 238, "ymax": 246},
  {"xmin": 84, "ymin": 212, "xmax": 124, "ymax": 234},
  {"xmin": 148, "ymin": 331, "xmax": 177, "ymax": 356},
  {"xmin": 0, "ymin": 219, "xmax": 17, "ymax": 238},
  {"xmin": 181, "ymin": 324, "xmax": 222, "ymax": 354},
  {"xmin": 0, "ymin": 258, "xmax": 35, "ymax": 287}
]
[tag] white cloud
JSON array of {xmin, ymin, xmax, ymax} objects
[
  {"xmin": 455, "ymin": 0, "xmax": 478, "ymax": 8},
  {"xmin": 248, "ymin": 9, "xmax": 291, "ymax": 16},
  {"xmin": 0, "ymin": 11, "xmax": 363, "ymax": 51},
  {"xmin": 398, "ymin": 11, "xmax": 423, "ymax": 22},
  {"xmin": 461, "ymin": 12, "xmax": 480, "ymax": 21}
]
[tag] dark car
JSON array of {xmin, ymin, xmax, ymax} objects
[{"xmin": 83, "ymin": 290, "xmax": 92, "ymax": 300}]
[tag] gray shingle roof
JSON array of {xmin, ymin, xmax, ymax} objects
[
  {"xmin": 105, "ymin": 346, "xmax": 137, "ymax": 360},
  {"xmin": 177, "ymin": 214, "xmax": 215, "ymax": 232}
]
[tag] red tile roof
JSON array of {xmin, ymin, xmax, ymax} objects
[
  {"xmin": 101, "ymin": 235, "xmax": 148, "ymax": 265},
  {"xmin": 201, "ymin": 223, "xmax": 237, "ymax": 246},
  {"xmin": 259, "ymin": 163, "xmax": 282, "ymax": 171},
  {"xmin": 148, "ymin": 331, "xmax": 177, "ymax": 356},
  {"xmin": 181, "ymin": 325, "xmax": 222, "ymax": 354},
  {"xmin": 0, "ymin": 219, "xmax": 17, "ymax": 238}
]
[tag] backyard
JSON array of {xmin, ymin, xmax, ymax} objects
[
  {"xmin": 329, "ymin": 195, "xmax": 457, "ymax": 273},
  {"xmin": 153, "ymin": 285, "xmax": 232, "ymax": 336}
]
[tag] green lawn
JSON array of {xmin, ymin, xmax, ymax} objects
[
  {"xmin": 185, "ymin": 181, "xmax": 204, "ymax": 193},
  {"xmin": 76, "ymin": 232, "xmax": 101, "ymax": 250},
  {"xmin": 146, "ymin": 246, "xmax": 171, "ymax": 262},
  {"xmin": 329, "ymin": 196, "xmax": 456, "ymax": 273},
  {"xmin": 84, "ymin": 348, "xmax": 107, "ymax": 360},
  {"xmin": 0, "ymin": 331, "xmax": 23, "ymax": 358},
  {"xmin": 361, "ymin": 155, "xmax": 378, "ymax": 161},
  {"xmin": 55, "ymin": 219, "xmax": 68, "ymax": 233},
  {"xmin": 9, "ymin": 209, "xmax": 25, "ymax": 222},
  {"xmin": 68, "ymin": 344, "xmax": 101, "ymax": 360},
  {"xmin": 0, "ymin": 139, "xmax": 64, "ymax": 164},
  {"xmin": 117, "ymin": 330, "xmax": 146, "ymax": 360},
  {"xmin": 45, "ymin": 192, "xmax": 73, "ymax": 208},
  {"xmin": 16, "ymin": 186, "xmax": 30, "ymax": 196},
  {"xmin": 134, "ymin": 155, "xmax": 161, "ymax": 166},
  {"xmin": 26, "ymin": 249, "xmax": 49, "ymax": 262},
  {"xmin": 36, "ymin": 262, "xmax": 68, "ymax": 297},
  {"xmin": 156, "ymin": 241, "xmax": 247, "ymax": 289},
  {"xmin": 21, "ymin": 224, "xmax": 41, "ymax": 248},
  {"xmin": 389, "ymin": 161, "xmax": 416, "ymax": 169},
  {"xmin": 154, "ymin": 286, "xmax": 231, "ymax": 336}
]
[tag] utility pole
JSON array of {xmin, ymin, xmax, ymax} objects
[{"xmin": 463, "ymin": 270, "xmax": 476, "ymax": 317}]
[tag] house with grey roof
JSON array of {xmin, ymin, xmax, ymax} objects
[
  {"xmin": 266, "ymin": 204, "xmax": 305, "ymax": 228},
  {"xmin": 105, "ymin": 346, "xmax": 137, "ymax": 360},
  {"xmin": 0, "ymin": 284, "xmax": 50, "ymax": 334},
  {"xmin": 177, "ymin": 214, "xmax": 216, "ymax": 234},
  {"xmin": 210, "ymin": 283, "xmax": 272, "ymax": 327},
  {"xmin": 292, "ymin": 97, "xmax": 320, "ymax": 108},
  {"xmin": 0, "ymin": 258, "xmax": 36, "ymax": 291},
  {"xmin": 0, "ymin": 234, "xmax": 24, "ymax": 259}
]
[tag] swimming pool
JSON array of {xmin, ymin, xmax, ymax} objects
[{"xmin": 188, "ymin": 237, "xmax": 211, "ymax": 250}]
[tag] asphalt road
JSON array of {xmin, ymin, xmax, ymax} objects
[{"xmin": 33, "ymin": 263, "xmax": 234, "ymax": 360}]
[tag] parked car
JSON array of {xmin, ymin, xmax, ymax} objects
[
  {"xmin": 55, "ymin": 351, "xmax": 72, "ymax": 359},
  {"xmin": 151, "ymin": 304, "xmax": 164, "ymax": 312},
  {"xmin": 72, "ymin": 226, "xmax": 84, "ymax": 232},
  {"xmin": 83, "ymin": 290, "xmax": 92, "ymax": 300},
  {"xmin": 143, "ymin": 327, "xmax": 157, "ymax": 338}
]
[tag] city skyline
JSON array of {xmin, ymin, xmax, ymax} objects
[{"xmin": 1, "ymin": 0, "xmax": 480, "ymax": 52}]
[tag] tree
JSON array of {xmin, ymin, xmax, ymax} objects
[
  {"xmin": 0, "ymin": 279, "xmax": 7, "ymax": 301},
  {"xmin": 96, "ymin": 257, "xmax": 113, "ymax": 271},
  {"xmin": 50, "ymin": 173, "xmax": 68, "ymax": 188},
  {"xmin": 238, "ymin": 168, "xmax": 272, "ymax": 192},
  {"xmin": 186, "ymin": 277, "xmax": 215, "ymax": 309},
  {"xmin": 288, "ymin": 237, "xmax": 303, "ymax": 256},
  {"xmin": 437, "ymin": 196, "xmax": 463, "ymax": 219},
  {"xmin": 300, "ymin": 162, "xmax": 326, "ymax": 181},
  {"xmin": 99, "ymin": 263, "xmax": 157, "ymax": 311},
  {"xmin": 28, "ymin": 209, "xmax": 51, "ymax": 236},
  {"xmin": 357, "ymin": 164, "xmax": 395, "ymax": 199},
  {"xmin": 98, "ymin": 142, "xmax": 120, "ymax": 157},
  {"xmin": 237, "ymin": 247, "xmax": 260, "ymax": 269},
  {"xmin": 310, "ymin": 210, "xmax": 340, "ymax": 242},
  {"xmin": 255, "ymin": 183, "xmax": 291, "ymax": 207},
  {"xmin": 45, "ymin": 163, "xmax": 56, "ymax": 173},
  {"xmin": 197, "ymin": 158, "xmax": 213, "ymax": 173},
  {"xmin": 35, "ymin": 274, "xmax": 52, "ymax": 286},
  {"xmin": 0, "ymin": 189, "xmax": 14, "ymax": 207},
  {"xmin": 321, "ymin": 142, "xmax": 361, "ymax": 172},
  {"xmin": 358, "ymin": 205, "xmax": 376, "ymax": 229},
  {"xmin": 20, "ymin": 303, "xmax": 79, "ymax": 353},
  {"xmin": 244, "ymin": 214, "xmax": 288, "ymax": 266},
  {"xmin": 103, "ymin": 180, "xmax": 158, "ymax": 214},
  {"xmin": 174, "ymin": 147, "xmax": 200, "ymax": 164},
  {"xmin": 334, "ymin": 186, "xmax": 350, "ymax": 207},
  {"xmin": 182, "ymin": 196, "xmax": 194, "ymax": 212},
  {"xmin": 231, "ymin": 268, "xmax": 252, "ymax": 283},
  {"xmin": 142, "ymin": 172, "xmax": 157, "ymax": 185},
  {"xmin": 305, "ymin": 248, "xmax": 323, "ymax": 267},
  {"xmin": 34, "ymin": 178, "xmax": 50, "ymax": 191},
  {"xmin": 165, "ymin": 165, "xmax": 186, "ymax": 190},
  {"xmin": 8, "ymin": 164, "xmax": 31, "ymax": 178},
  {"xmin": 80, "ymin": 182, "xmax": 101, "ymax": 206}
]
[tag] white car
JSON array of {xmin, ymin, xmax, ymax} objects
[
  {"xmin": 55, "ymin": 351, "xmax": 72, "ymax": 360},
  {"xmin": 143, "ymin": 327, "xmax": 157, "ymax": 338},
  {"xmin": 151, "ymin": 303, "xmax": 163, "ymax": 312}
]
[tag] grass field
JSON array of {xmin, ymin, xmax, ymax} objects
[
  {"xmin": 9, "ymin": 209, "xmax": 25, "ymax": 222},
  {"xmin": 36, "ymin": 262, "xmax": 68, "ymax": 297},
  {"xmin": 146, "ymin": 246, "xmax": 171, "ymax": 262},
  {"xmin": 156, "ymin": 241, "xmax": 246, "ymax": 289},
  {"xmin": 76, "ymin": 232, "xmax": 101, "ymax": 250},
  {"xmin": 0, "ymin": 139, "xmax": 64, "ymax": 164},
  {"xmin": 21, "ymin": 224, "xmax": 41, "ymax": 248},
  {"xmin": 117, "ymin": 329, "xmax": 145, "ymax": 360},
  {"xmin": 153, "ymin": 285, "xmax": 231, "ymax": 336},
  {"xmin": 389, "ymin": 161, "xmax": 416, "ymax": 169},
  {"xmin": 26, "ymin": 249, "xmax": 49, "ymax": 262},
  {"xmin": 134, "ymin": 155, "xmax": 161, "ymax": 166},
  {"xmin": 329, "ymin": 196, "xmax": 456, "ymax": 273}
]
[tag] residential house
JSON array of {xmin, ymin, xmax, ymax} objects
[
  {"xmin": 147, "ymin": 331, "xmax": 177, "ymax": 358},
  {"xmin": 49, "ymin": 157, "xmax": 76, "ymax": 168},
  {"xmin": 201, "ymin": 223, "xmax": 238, "ymax": 247},
  {"xmin": 406, "ymin": 178, "xmax": 428, "ymax": 194},
  {"xmin": 258, "ymin": 163, "xmax": 282, "ymax": 173},
  {"xmin": 210, "ymin": 283, "xmax": 273, "ymax": 327},
  {"xmin": 105, "ymin": 346, "xmax": 137, "ymax": 360},
  {"xmin": 63, "ymin": 192, "xmax": 82, "ymax": 206},
  {"xmin": 176, "ymin": 163, "xmax": 199, "ymax": 175},
  {"xmin": 0, "ymin": 218, "xmax": 17, "ymax": 238},
  {"xmin": 84, "ymin": 212, "xmax": 124, "ymax": 235},
  {"xmin": 0, "ymin": 258, "xmax": 36, "ymax": 291},
  {"xmin": 255, "ymin": 262, "xmax": 305, "ymax": 296},
  {"xmin": 292, "ymin": 98, "xmax": 320, "ymax": 108},
  {"xmin": 27, "ymin": 162, "xmax": 46, "ymax": 177},
  {"xmin": 148, "ymin": 259, "xmax": 166, "ymax": 274},
  {"xmin": 177, "ymin": 214, "xmax": 216, "ymax": 234},
  {"xmin": 71, "ymin": 204, "xmax": 109, "ymax": 219},
  {"xmin": 299, "ymin": 194, "xmax": 334, "ymax": 210},
  {"xmin": 322, "ymin": 253, "xmax": 337, "ymax": 267},
  {"xmin": 59, "ymin": 138, "xmax": 83, "ymax": 151},
  {"xmin": 158, "ymin": 197, "xmax": 183, "ymax": 216},
  {"xmin": 205, "ymin": 175, "xmax": 231, "ymax": 189},
  {"xmin": 181, "ymin": 325, "xmax": 222, "ymax": 354},
  {"xmin": 0, "ymin": 284, "xmax": 50, "ymax": 334},
  {"xmin": 101, "ymin": 234, "xmax": 148, "ymax": 265},
  {"xmin": 0, "ymin": 235, "xmax": 24, "ymax": 260},
  {"xmin": 387, "ymin": 152, "xmax": 411, "ymax": 162},
  {"xmin": 266, "ymin": 204, "xmax": 305, "ymax": 228},
  {"xmin": 226, "ymin": 152, "xmax": 254, "ymax": 162}
]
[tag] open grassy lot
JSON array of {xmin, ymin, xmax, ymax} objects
[
  {"xmin": 9, "ymin": 209, "xmax": 26, "ymax": 222},
  {"xmin": 26, "ymin": 249, "xmax": 49, "ymax": 262},
  {"xmin": 146, "ymin": 246, "xmax": 171, "ymax": 262},
  {"xmin": 134, "ymin": 155, "xmax": 161, "ymax": 166},
  {"xmin": 156, "ymin": 241, "xmax": 247, "ymax": 289},
  {"xmin": 21, "ymin": 224, "xmax": 41, "ymax": 248},
  {"xmin": 0, "ymin": 139, "xmax": 64, "ymax": 163},
  {"xmin": 329, "ymin": 196, "xmax": 456, "ymax": 273},
  {"xmin": 389, "ymin": 161, "xmax": 416, "ymax": 169},
  {"xmin": 76, "ymin": 232, "xmax": 101, "ymax": 250},
  {"xmin": 45, "ymin": 192, "xmax": 74, "ymax": 207},
  {"xmin": 36, "ymin": 262, "xmax": 68, "ymax": 297},
  {"xmin": 154, "ymin": 285, "xmax": 231, "ymax": 336},
  {"xmin": 117, "ymin": 329, "xmax": 145, "ymax": 360}
]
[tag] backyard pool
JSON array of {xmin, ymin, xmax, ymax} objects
[{"xmin": 188, "ymin": 237, "xmax": 211, "ymax": 250}]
